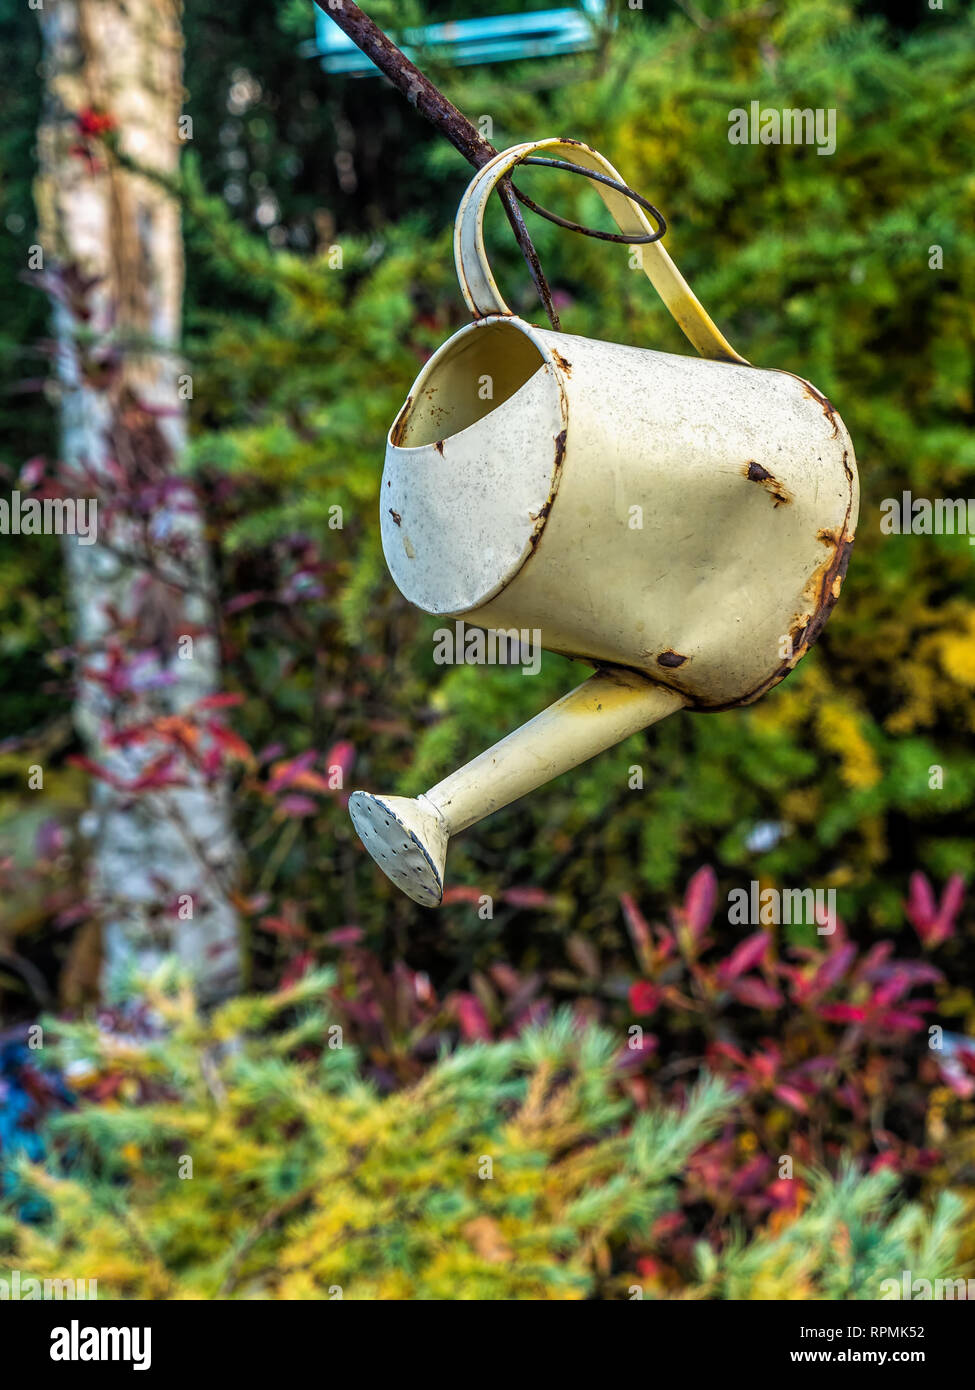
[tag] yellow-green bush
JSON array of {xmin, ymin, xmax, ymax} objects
[{"xmin": 1, "ymin": 971, "xmax": 965, "ymax": 1300}]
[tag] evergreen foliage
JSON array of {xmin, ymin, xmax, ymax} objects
[{"xmin": 1, "ymin": 971, "xmax": 963, "ymax": 1300}]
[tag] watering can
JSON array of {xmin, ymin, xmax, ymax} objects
[{"xmin": 349, "ymin": 138, "xmax": 858, "ymax": 906}]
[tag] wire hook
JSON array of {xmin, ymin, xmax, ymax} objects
[{"xmin": 510, "ymin": 155, "xmax": 667, "ymax": 245}]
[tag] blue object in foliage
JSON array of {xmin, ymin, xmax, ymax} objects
[
  {"xmin": 308, "ymin": 1, "xmax": 607, "ymax": 76},
  {"xmin": 0, "ymin": 1040, "xmax": 73, "ymax": 1220}
]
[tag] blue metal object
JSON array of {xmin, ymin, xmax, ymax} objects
[{"xmin": 308, "ymin": 1, "xmax": 606, "ymax": 76}]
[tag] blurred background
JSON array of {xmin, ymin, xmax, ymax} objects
[{"xmin": 0, "ymin": 0, "xmax": 973, "ymax": 1300}]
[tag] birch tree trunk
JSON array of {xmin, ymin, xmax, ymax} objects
[{"xmin": 35, "ymin": 0, "xmax": 241, "ymax": 1000}]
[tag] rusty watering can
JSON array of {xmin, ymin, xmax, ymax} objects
[{"xmin": 349, "ymin": 139, "xmax": 858, "ymax": 906}]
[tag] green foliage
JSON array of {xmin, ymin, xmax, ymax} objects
[
  {"xmin": 2, "ymin": 972, "xmax": 737, "ymax": 1299},
  {"xmin": 2, "ymin": 971, "xmax": 963, "ymax": 1300},
  {"xmin": 689, "ymin": 1165, "xmax": 966, "ymax": 1301}
]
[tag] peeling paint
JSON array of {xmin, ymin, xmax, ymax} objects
[
  {"xmin": 389, "ymin": 394, "xmax": 412, "ymax": 447},
  {"xmin": 801, "ymin": 379, "xmax": 840, "ymax": 439}
]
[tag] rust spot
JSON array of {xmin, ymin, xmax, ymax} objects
[
  {"xmin": 800, "ymin": 380, "xmax": 840, "ymax": 439},
  {"xmin": 657, "ymin": 650, "xmax": 688, "ymax": 668},
  {"xmin": 708, "ymin": 528, "xmax": 854, "ymax": 709},
  {"xmin": 797, "ymin": 528, "xmax": 855, "ymax": 653},
  {"xmin": 744, "ymin": 461, "xmax": 792, "ymax": 507},
  {"xmin": 689, "ymin": 446, "xmax": 857, "ymax": 712},
  {"xmin": 551, "ymin": 349, "xmax": 572, "ymax": 376},
  {"xmin": 554, "ymin": 428, "xmax": 567, "ymax": 470},
  {"xmin": 388, "ymin": 509, "xmax": 402, "ymax": 527},
  {"xmin": 524, "ymin": 430, "xmax": 568, "ymax": 559},
  {"xmin": 434, "ymin": 439, "xmax": 444, "ymax": 456},
  {"xmin": 389, "ymin": 395, "xmax": 412, "ymax": 447}
]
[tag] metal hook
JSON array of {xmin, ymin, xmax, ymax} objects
[{"xmin": 509, "ymin": 156, "xmax": 667, "ymax": 245}]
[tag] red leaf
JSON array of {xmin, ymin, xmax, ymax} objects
[
  {"xmin": 195, "ymin": 693, "xmax": 244, "ymax": 711},
  {"xmin": 719, "ymin": 931, "xmax": 770, "ymax": 981},
  {"xmin": 76, "ymin": 107, "xmax": 116, "ymax": 137},
  {"xmin": 629, "ymin": 981, "xmax": 660, "ymax": 1016},
  {"xmin": 811, "ymin": 942, "xmax": 857, "ymax": 997},
  {"xmin": 773, "ymin": 1084, "xmax": 809, "ymax": 1114},
  {"xmin": 502, "ymin": 886, "xmax": 554, "ymax": 909},
  {"xmin": 683, "ymin": 866, "xmax": 717, "ymax": 937},
  {"xmin": 223, "ymin": 591, "xmax": 266, "ymax": 614},
  {"xmin": 258, "ymin": 913, "xmax": 308, "ymax": 941},
  {"xmin": 207, "ymin": 721, "xmax": 254, "ymax": 763},
  {"xmin": 267, "ymin": 750, "xmax": 317, "ymax": 792},
  {"xmin": 818, "ymin": 1003, "xmax": 866, "ymax": 1024},
  {"xmin": 453, "ymin": 992, "xmax": 491, "ymax": 1041},
  {"xmin": 280, "ymin": 952, "xmax": 314, "ymax": 988},
  {"xmin": 441, "ymin": 885, "xmax": 484, "ymax": 905},
  {"xmin": 906, "ymin": 871, "xmax": 937, "ymax": 930},
  {"xmin": 730, "ymin": 978, "xmax": 783, "ymax": 1010},
  {"xmin": 877, "ymin": 1010, "xmax": 927, "ymax": 1032},
  {"xmin": 323, "ymin": 740, "xmax": 356, "ymax": 784},
  {"xmin": 325, "ymin": 925, "xmax": 364, "ymax": 947},
  {"xmin": 620, "ymin": 892, "xmax": 653, "ymax": 965}
]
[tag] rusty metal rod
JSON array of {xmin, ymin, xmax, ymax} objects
[{"xmin": 311, "ymin": 0, "xmax": 560, "ymax": 328}]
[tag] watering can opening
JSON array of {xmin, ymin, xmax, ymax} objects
[
  {"xmin": 381, "ymin": 315, "xmax": 570, "ymax": 618},
  {"xmin": 389, "ymin": 317, "xmax": 553, "ymax": 450}
]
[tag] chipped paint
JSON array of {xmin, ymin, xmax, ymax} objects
[
  {"xmin": 389, "ymin": 394, "xmax": 412, "ymax": 447},
  {"xmin": 744, "ymin": 460, "xmax": 792, "ymax": 507}
]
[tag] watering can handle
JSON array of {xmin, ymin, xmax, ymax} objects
[{"xmin": 455, "ymin": 138, "xmax": 748, "ymax": 365}]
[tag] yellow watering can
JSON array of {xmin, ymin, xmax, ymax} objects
[{"xmin": 349, "ymin": 138, "xmax": 859, "ymax": 906}]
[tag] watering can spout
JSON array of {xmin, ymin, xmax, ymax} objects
[{"xmin": 349, "ymin": 671, "xmax": 686, "ymax": 906}]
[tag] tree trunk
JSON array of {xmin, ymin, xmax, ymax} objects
[{"xmin": 35, "ymin": 0, "xmax": 241, "ymax": 1000}]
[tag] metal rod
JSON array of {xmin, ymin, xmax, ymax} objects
[{"xmin": 312, "ymin": 0, "xmax": 560, "ymax": 328}]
